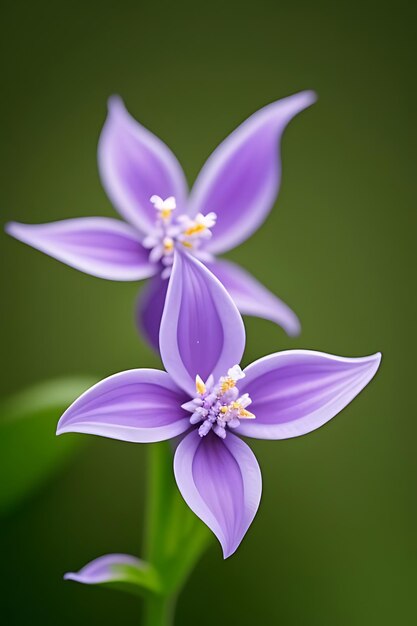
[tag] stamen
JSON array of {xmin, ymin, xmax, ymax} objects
[
  {"xmin": 190, "ymin": 367, "xmax": 255, "ymax": 438},
  {"xmin": 220, "ymin": 378, "xmax": 234, "ymax": 393},
  {"xmin": 227, "ymin": 365, "xmax": 245, "ymax": 381},
  {"xmin": 163, "ymin": 237, "xmax": 174, "ymax": 252},
  {"xmin": 198, "ymin": 419, "xmax": 213, "ymax": 437},
  {"xmin": 146, "ymin": 196, "xmax": 216, "ymax": 268},
  {"xmin": 213, "ymin": 423, "xmax": 226, "ymax": 439},
  {"xmin": 161, "ymin": 209, "xmax": 173, "ymax": 220},
  {"xmin": 238, "ymin": 408, "xmax": 256, "ymax": 419},
  {"xmin": 195, "ymin": 375, "xmax": 206, "ymax": 395},
  {"xmin": 150, "ymin": 195, "xmax": 176, "ymax": 221},
  {"xmin": 184, "ymin": 223, "xmax": 206, "ymax": 236}
]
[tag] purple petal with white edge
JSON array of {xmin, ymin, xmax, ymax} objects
[
  {"xmin": 136, "ymin": 274, "xmax": 169, "ymax": 352},
  {"xmin": 174, "ymin": 430, "xmax": 262, "ymax": 558},
  {"xmin": 236, "ymin": 350, "xmax": 381, "ymax": 440},
  {"xmin": 160, "ymin": 251, "xmax": 245, "ymax": 396},
  {"xmin": 5, "ymin": 218, "xmax": 156, "ymax": 281},
  {"xmin": 64, "ymin": 554, "xmax": 144, "ymax": 585},
  {"xmin": 98, "ymin": 96, "xmax": 188, "ymax": 235},
  {"xmin": 207, "ymin": 258, "xmax": 300, "ymax": 337},
  {"xmin": 188, "ymin": 91, "xmax": 316, "ymax": 254},
  {"xmin": 57, "ymin": 369, "xmax": 189, "ymax": 442}
]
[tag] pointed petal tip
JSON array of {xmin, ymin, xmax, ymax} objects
[
  {"xmin": 360, "ymin": 350, "xmax": 382, "ymax": 366},
  {"xmin": 107, "ymin": 94, "xmax": 124, "ymax": 113},
  {"xmin": 207, "ymin": 259, "xmax": 301, "ymax": 337},
  {"xmin": 299, "ymin": 89, "xmax": 318, "ymax": 105},
  {"xmin": 278, "ymin": 89, "xmax": 318, "ymax": 118},
  {"xmin": 56, "ymin": 416, "xmax": 77, "ymax": 437},
  {"xmin": 55, "ymin": 421, "xmax": 66, "ymax": 437},
  {"xmin": 367, "ymin": 350, "xmax": 382, "ymax": 373},
  {"xmin": 352, "ymin": 351, "xmax": 382, "ymax": 388},
  {"xmin": 221, "ymin": 543, "xmax": 238, "ymax": 560},
  {"xmin": 5, "ymin": 221, "xmax": 24, "ymax": 239},
  {"xmin": 285, "ymin": 315, "xmax": 301, "ymax": 338}
]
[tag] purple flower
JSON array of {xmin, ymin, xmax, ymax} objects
[
  {"xmin": 57, "ymin": 251, "xmax": 381, "ymax": 558},
  {"xmin": 6, "ymin": 91, "xmax": 316, "ymax": 349}
]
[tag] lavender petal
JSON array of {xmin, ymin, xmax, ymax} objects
[
  {"xmin": 136, "ymin": 274, "xmax": 169, "ymax": 351},
  {"xmin": 237, "ymin": 350, "xmax": 382, "ymax": 440},
  {"xmin": 174, "ymin": 430, "xmax": 262, "ymax": 558},
  {"xmin": 64, "ymin": 554, "xmax": 145, "ymax": 585},
  {"xmin": 57, "ymin": 369, "xmax": 189, "ymax": 442},
  {"xmin": 208, "ymin": 258, "xmax": 300, "ymax": 337},
  {"xmin": 6, "ymin": 218, "xmax": 156, "ymax": 281},
  {"xmin": 188, "ymin": 91, "xmax": 316, "ymax": 254},
  {"xmin": 160, "ymin": 251, "xmax": 245, "ymax": 396},
  {"xmin": 98, "ymin": 96, "xmax": 188, "ymax": 235}
]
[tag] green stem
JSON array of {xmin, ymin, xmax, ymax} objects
[
  {"xmin": 142, "ymin": 442, "xmax": 210, "ymax": 624},
  {"xmin": 145, "ymin": 442, "xmax": 174, "ymax": 565},
  {"xmin": 143, "ymin": 594, "xmax": 176, "ymax": 626},
  {"xmin": 143, "ymin": 443, "xmax": 177, "ymax": 625}
]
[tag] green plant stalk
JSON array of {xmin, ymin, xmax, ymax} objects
[
  {"xmin": 145, "ymin": 442, "xmax": 175, "ymax": 566},
  {"xmin": 142, "ymin": 442, "xmax": 212, "ymax": 624},
  {"xmin": 143, "ymin": 593, "xmax": 176, "ymax": 626},
  {"xmin": 143, "ymin": 442, "xmax": 179, "ymax": 625}
]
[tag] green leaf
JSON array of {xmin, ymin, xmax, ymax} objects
[
  {"xmin": 108, "ymin": 562, "xmax": 161, "ymax": 596},
  {"xmin": 0, "ymin": 377, "xmax": 96, "ymax": 515}
]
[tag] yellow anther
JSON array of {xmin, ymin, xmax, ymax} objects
[
  {"xmin": 220, "ymin": 406, "xmax": 228, "ymax": 414},
  {"xmin": 181, "ymin": 241, "xmax": 193, "ymax": 249},
  {"xmin": 160, "ymin": 208, "xmax": 173, "ymax": 220},
  {"xmin": 239, "ymin": 408, "xmax": 255, "ymax": 419},
  {"xmin": 195, "ymin": 375, "xmax": 206, "ymax": 395},
  {"xmin": 220, "ymin": 378, "xmax": 236, "ymax": 394},
  {"xmin": 184, "ymin": 223, "xmax": 206, "ymax": 236},
  {"xmin": 163, "ymin": 238, "xmax": 174, "ymax": 252}
]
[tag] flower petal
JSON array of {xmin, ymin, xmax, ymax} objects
[
  {"xmin": 98, "ymin": 96, "xmax": 188, "ymax": 235},
  {"xmin": 207, "ymin": 258, "xmax": 300, "ymax": 337},
  {"xmin": 136, "ymin": 274, "xmax": 169, "ymax": 352},
  {"xmin": 188, "ymin": 91, "xmax": 316, "ymax": 254},
  {"xmin": 64, "ymin": 553, "xmax": 161, "ymax": 594},
  {"xmin": 5, "ymin": 218, "xmax": 156, "ymax": 281},
  {"xmin": 160, "ymin": 251, "xmax": 246, "ymax": 396},
  {"xmin": 237, "ymin": 350, "xmax": 381, "ymax": 439},
  {"xmin": 57, "ymin": 369, "xmax": 189, "ymax": 442},
  {"xmin": 174, "ymin": 430, "xmax": 262, "ymax": 558},
  {"xmin": 64, "ymin": 554, "xmax": 145, "ymax": 585}
]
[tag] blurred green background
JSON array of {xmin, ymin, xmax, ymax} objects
[{"xmin": 1, "ymin": 0, "xmax": 415, "ymax": 623}]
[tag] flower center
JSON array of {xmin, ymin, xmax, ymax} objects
[
  {"xmin": 142, "ymin": 195, "xmax": 217, "ymax": 278},
  {"xmin": 181, "ymin": 365, "xmax": 255, "ymax": 439}
]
